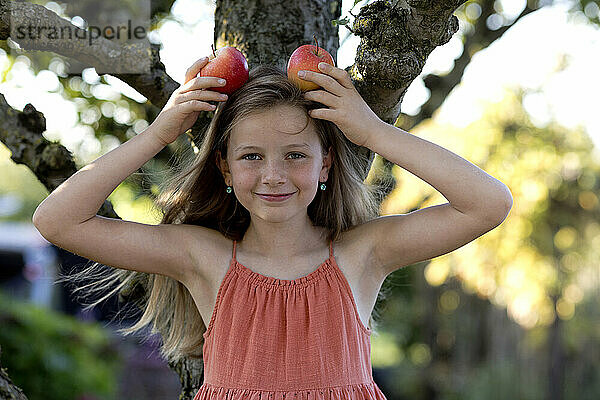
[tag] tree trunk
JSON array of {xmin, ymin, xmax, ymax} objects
[
  {"xmin": 0, "ymin": 345, "xmax": 28, "ymax": 399},
  {"xmin": 548, "ymin": 295, "xmax": 565, "ymax": 400}
]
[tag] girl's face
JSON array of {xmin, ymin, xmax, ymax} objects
[{"xmin": 218, "ymin": 105, "xmax": 332, "ymax": 222}]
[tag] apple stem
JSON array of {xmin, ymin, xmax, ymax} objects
[
  {"xmin": 313, "ymin": 34, "xmax": 319, "ymax": 56},
  {"xmin": 211, "ymin": 44, "xmax": 216, "ymax": 58}
]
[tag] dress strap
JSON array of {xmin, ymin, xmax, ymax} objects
[{"xmin": 233, "ymin": 239, "xmax": 237, "ymax": 261}]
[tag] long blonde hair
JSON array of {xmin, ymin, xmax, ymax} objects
[{"xmin": 59, "ymin": 64, "xmax": 385, "ymax": 364}]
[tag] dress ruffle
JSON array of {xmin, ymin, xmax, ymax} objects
[{"xmin": 193, "ymin": 381, "xmax": 388, "ymax": 400}]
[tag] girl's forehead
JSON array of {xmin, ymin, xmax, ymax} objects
[{"xmin": 230, "ymin": 106, "xmax": 318, "ymax": 146}]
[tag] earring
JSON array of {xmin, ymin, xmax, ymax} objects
[
  {"xmin": 226, "ymin": 185, "xmax": 232, "ymax": 193},
  {"xmin": 319, "ymin": 182, "xmax": 326, "ymax": 191}
]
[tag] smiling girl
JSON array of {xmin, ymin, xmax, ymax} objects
[{"xmin": 33, "ymin": 56, "xmax": 511, "ymax": 399}]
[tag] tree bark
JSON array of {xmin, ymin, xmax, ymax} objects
[
  {"xmin": 399, "ymin": 0, "xmax": 538, "ymax": 131},
  {"xmin": 0, "ymin": 345, "xmax": 28, "ymax": 400}
]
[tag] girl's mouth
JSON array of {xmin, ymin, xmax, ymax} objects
[{"xmin": 256, "ymin": 192, "xmax": 296, "ymax": 202}]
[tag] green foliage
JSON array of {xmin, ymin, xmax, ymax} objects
[
  {"xmin": 461, "ymin": 359, "xmax": 544, "ymax": 400},
  {"xmin": 371, "ymin": 86, "xmax": 600, "ymax": 399},
  {"xmin": 0, "ymin": 290, "xmax": 121, "ymax": 400}
]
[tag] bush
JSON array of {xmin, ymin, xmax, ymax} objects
[{"xmin": 0, "ymin": 289, "xmax": 121, "ymax": 400}]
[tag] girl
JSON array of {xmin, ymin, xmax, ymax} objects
[{"xmin": 32, "ymin": 56, "xmax": 512, "ymax": 400}]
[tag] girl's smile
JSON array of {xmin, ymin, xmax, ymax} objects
[{"xmin": 255, "ymin": 192, "xmax": 296, "ymax": 202}]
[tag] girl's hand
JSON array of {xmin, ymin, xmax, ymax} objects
[
  {"xmin": 149, "ymin": 57, "xmax": 230, "ymax": 145},
  {"xmin": 300, "ymin": 63, "xmax": 384, "ymax": 148}
]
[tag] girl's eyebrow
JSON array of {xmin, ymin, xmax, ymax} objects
[{"xmin": 234, "ymin": 143, "xmax": 311, "ymax": 152}]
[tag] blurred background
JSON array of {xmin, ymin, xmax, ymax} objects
[{"xmin": 1, "ymin": 0, "xmax": 599, "ymax": 399}]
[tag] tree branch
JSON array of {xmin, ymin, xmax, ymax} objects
[
  {"xmin": 0, "ymin": 93, "xmax": 120, "ymax": 218},
  {"xmin": 349, "ymin": 0, "xmax": 466, "ymax": 123},
  {"xmin": 402, "ymin": 0, "xmax": 538, "ymax": 130},
  {"xmin": 339, "ymin": 0, "xmax": 466, "ymax": 178},
  {"xmin": 0, "ymin": 0, "xmax": 179, "ymax": 109}
]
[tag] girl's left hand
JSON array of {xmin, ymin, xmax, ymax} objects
[{"xmin": 299, "ymin": 62, "xmax": 384, "ymax": 148}]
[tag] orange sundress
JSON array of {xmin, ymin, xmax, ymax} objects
[{"xmin": 193, "ymin": 239, "xmax": 387, "ymax": 400}]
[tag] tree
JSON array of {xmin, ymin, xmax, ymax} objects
[{"xmin": 0, "ymin": 0, "xmax": 596, "ymax": 398}]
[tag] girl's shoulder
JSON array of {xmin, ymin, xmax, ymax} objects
[
  {"xmin": 176, "ymin": 224, "xmax": 233, "ymax": 285},
  {"xmin": 334, "ymin": 221, "xmax": 379, "ymax": 274}
]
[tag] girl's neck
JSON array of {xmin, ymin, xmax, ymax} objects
[{"xmin": 240, "ymin": 220, "xmax": 327, "ymax": 259}]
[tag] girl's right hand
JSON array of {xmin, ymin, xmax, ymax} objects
[{"xmin": 149, "ymin": 57, "xmax": 229, "ymax": 145}]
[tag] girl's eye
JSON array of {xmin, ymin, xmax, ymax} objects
[{"xmin": 242, "ymin": 153, "xmax": 306, "ymax": 160}]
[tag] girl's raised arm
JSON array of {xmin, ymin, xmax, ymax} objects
[
  {"xmin": 34, "ymin": 120, "xmax": 169, "ymax": 235},
  {"xmin": 32, "ymin": 57, "xmax": 228, "ymax": 283},
  {"xmin": 299, "ymin": 64, "xmax": 513, "ymax": 280}
]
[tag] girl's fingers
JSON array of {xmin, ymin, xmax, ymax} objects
[
  {"xmin": 318, "ymin": 63, "xmax": 355, "ymax": 90},
  {"xmin": 299, "ymin": 70, "xmax": 345, "ymax": 97},
  {"xmin": 175, "ymin": 89, "xmax": 228, "ymax": 105},
  {"xmin": 179, "ymin": 76, "xmax": 227, "ymax": 94},
  {"xmin": 303, "ymin": 89, "xmax": 338, "ymax": 106},
  {"xmin": 184, "ymin": 57, "xmax": 210, "ymax": 84},
  {"xmin": 179, "ymin": 99, "xmax": 217, "ymax": 113}
]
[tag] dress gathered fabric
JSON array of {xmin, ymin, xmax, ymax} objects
[{"xmin": 193, "ymin": 239, "xmax": 388, "ymax": 400}]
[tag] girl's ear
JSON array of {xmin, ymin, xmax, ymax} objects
[
  {"xmin": 324, "ymin": 146, "xmax": 333, "ymax": 167},
  {"xmin": 322, "ymin": 146, "xmax": 333, "ymax": 178},
  {"xmin": 216, "ymin": 150, "xmax": 231, "ymax": 178}
]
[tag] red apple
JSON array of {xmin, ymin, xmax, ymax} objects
[
  {"xmin": 200, "ymin": 45, "xmax": 249, "ymax": 95},
  {"xmin": 287, "ymin": 35, "xmax": 335, "ymax": 91}
]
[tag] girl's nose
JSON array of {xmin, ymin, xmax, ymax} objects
[{"xmin": 261, "ymin": 160, "xmax": 286, "ymax": 183}]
